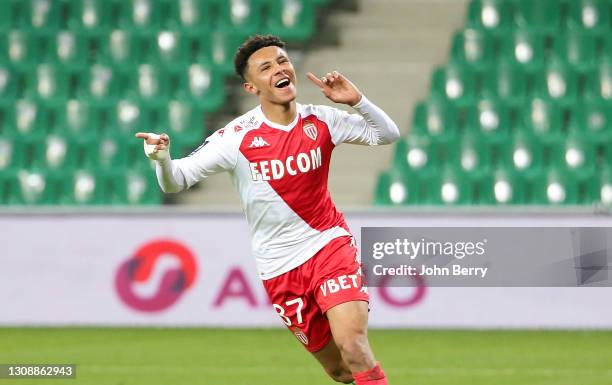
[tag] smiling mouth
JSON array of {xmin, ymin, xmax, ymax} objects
[{"xmin": 275, "ymin": 78, "xmax": 291, "ymax": 88}]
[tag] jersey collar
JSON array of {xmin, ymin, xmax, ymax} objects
[{"xmin": 257, "ymin": 104, "xmax": 301, "ymax": 132}]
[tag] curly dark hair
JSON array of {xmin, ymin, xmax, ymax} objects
[{"xmin": 234, "ymin": 34, "xmax": 287, "ymax": 80}]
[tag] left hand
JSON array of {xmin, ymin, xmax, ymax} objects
[{"xmin": 306, "ymin": 70, "xmax": 363, "ymax": 106}]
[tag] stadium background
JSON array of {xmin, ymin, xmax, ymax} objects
[{"xmin": 1, "ymin": 0, "xmax": 611, "ymax": 384}]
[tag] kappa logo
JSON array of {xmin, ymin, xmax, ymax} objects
[
  {"xmin": 303, "ymin": 122, "xmax": 317, "ymax": 141},
  {"xmin": 248, "ymin": 136, "xmax": 270, "ymax": 148}
]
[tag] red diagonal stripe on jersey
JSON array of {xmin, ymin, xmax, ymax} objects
[{"xmin": 239, "ymin": 115, "xmax": 348, "ymax": 232}]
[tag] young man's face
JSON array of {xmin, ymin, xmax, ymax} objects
[{"xmin": 244, "ymin": 45, "xmax": 297, "ymax": 105}]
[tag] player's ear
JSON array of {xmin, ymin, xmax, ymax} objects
[{"xmin": 243, "ymin": 81, "xmax": 259, "ymax": 95}]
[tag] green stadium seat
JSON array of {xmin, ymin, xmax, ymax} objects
[
  {"xmin": 77, "ymin": 64, "xmax": 120, "ymax": 100},
  {"xmin": 498, "ymin": 29, "xmax": 546, "ymax": 72},
  {"xmin": 99, "ymin": 29, "xmax": 143, "ymax": 69},
  {"xmin": 552, "ymin": 30, "xmax": 598, "ymax": 73},
  {"xmin": 26, "ymin": 64, "xmax": 73, "ymax": 101},
  {"xmin": 584, "ymin": 60, "xmax": 612, "ymax": 101},
  {"xmin": 450, "ymin": 132, "xmax": 493, "ymax": 179},
  {"xmin": 92, "ymin": 137, "xmax": 128, "ymax": 170},
  {"xmin": 480, "ymin": 61, "xmax": 528, "ymax": 107},
  {"xmin": 596, "ymin": 166, "xmax": 612, "ymax": 205},
  {"xmin": 143, "ymin": 30, "xmax": 192, "ymax": 67},
  {"xmin": 0, "ymin": 135, "xmax": 27, "ymax": 171},
  {"xmin": 8, "ymin": 99, "xmax": 47, "ymax": 136},
  {"xmin": 464, "ymin": 97, "xmax": 511, "ymax": 152},
  {"xmin": 60, "ymin": 169, "xmax": 105, "ymax": 205},
  {"xmin": 520, "ymin": 98, "xmax": 563, "ymax": 147},
  {"xmin": 46, "ymin": 30, "xmax": 89, "ymax": 69},
  {"xmin": 566, "ymin": 0, "xmax": 610, "ymax": 32},
  {"xmin": 0, "ymin": 64, "xmax": 17, "ymax": 102},
  {"xmin": 392, "ymin": 134, "xmax": 439, "ymax": 179},
  {"xmin": 205, "ymin": 30, "xmax": 246, "ymax": 75},
  {"xmin": 53, "ymin": 99, "xmax": 101, "ymax": 137},
  {"xmin": 374, "ymin": 169, "xmax": 425, "ymax": 205},
  {"xmin": 21, "ymin": 0, "xmax": 62, "ymax": 31},
  {"xmin": 477, "ymin": 167, "xmax": 526, "ymax": 204},
  {"xmin": 10, "ymin": 168, "xmax": 62, "ymax": 205},
  {"xmin": 450, "ymin": 28, "xmax": 494, "ymax": 71},
  {"xmin": 216, "ymin": 0, "xmax": 265, "ymax": 36},
  {"xmin": 166, "ymin": 0, "xmax": 214, "ymax": 33},
  {"xmin": 568, "ymin": 101, "xmax": 612, "ymax": 146},
  {"xmin": 411, "ymin": 98, "xmax": 459, "ymax": 153},
  {"xmin": 127, "ymin": 64, "xmax": 170, "ymax": 103},
  {"xmin": 531, "ymin": 168, "xmax": 589, "ymax": 205},
  {"xmin": 266, "ymin": 0, "xmax": 317, "ymax": 42},
  {"xmin": 67, "ymin": 0, "xmax": 114, "ymax": 35},
  {"xmin": 154, "ymin": 100, "xmax": 207, "ymax": 148},
  {"xmin": 552, "ymin": 135, "xmax": 596, "ymax": 182},
  {"xmin": 175, "ymin": 63, "xmax": 225, "ymax": 112},
  {"xmin": 531, "ymin": 60, "xmax": 578, "ymax": 106},
  {"xmin": 109, "ymin": 98, "xmax": 148, "ymax": 137},
  {"xmin": 466, "ymin": 0, "xmax": 512, "ymax": 32},
  {"xmin": 500, "ymin": 130, "xmax": 544, "ymax": 177},
  {"xmin": 108, "ymin": 170, "xmax": 162, "ymax": 205},
  {"xmin": 0, "ymin": 0, "xmax": 20, "ymax": 30},
  {"xmin": 116, "ymin": 0, "xmax": 163, "ymax": 33},
  {"xmin": 0, "ymin": 30, "xmax": 42, "ymax": 66},
  {"xmin": 512, "ymin": 0, "xmax": 562, "ymax": 33},
  {"xmin": 430, "ymin": 64, "xmax": 477, "ymax": 107},
  {"xmin": 425, "ymin": 165, "xmax": 475, "ymax": 205}
]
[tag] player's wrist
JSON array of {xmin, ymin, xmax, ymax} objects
[{"xmin": 349, "ymin": 93, "xmax": 364, "ymax": 107}]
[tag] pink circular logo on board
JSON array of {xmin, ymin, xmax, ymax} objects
[{"xmin": 115, "ymin": 239, "xmax": 198, "ymax": 312}]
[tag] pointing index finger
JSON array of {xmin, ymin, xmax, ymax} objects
[
  {"xmin": 135, "ymin": 132, "xmax": 149, "ymax": 140},
  {"xmin": 306, "ymin": 72, "xmax": 326, "ymax": 89}
]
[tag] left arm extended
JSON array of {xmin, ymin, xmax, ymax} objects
[{"xmin": 307, "ymin": 71, "xmax": 400, "ymax": 146}]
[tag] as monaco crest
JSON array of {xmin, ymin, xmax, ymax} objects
[
  {"xmin": 303, "ymin": 122, "xmax": 317, "ymax": 141},
  {"xmin": 291, "ymin": 327, "xmax": 309, "ymax": 345}
]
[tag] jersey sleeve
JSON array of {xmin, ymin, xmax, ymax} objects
[
  {"xmin": 155, "ymin": 127, "xmax": 239, "ymax": 193},
  {"xmin": 323, "ymin": 95, "xmax": 400, "ymax": 146}
]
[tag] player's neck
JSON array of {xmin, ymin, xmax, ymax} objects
[{"xmin": 260, "ymin": 100, "xmax": 297, "ymax": 126}]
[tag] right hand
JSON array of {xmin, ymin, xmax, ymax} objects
[{"xmin": 135, "ymin": 132, "xmax": 171, "ymax": 161}]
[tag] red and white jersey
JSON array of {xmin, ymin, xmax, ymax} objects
[{"xmin": 156, "ymin": 96, "xmax": 399, "ymax": 279}]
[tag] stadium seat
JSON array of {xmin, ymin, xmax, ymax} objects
[
  {"xmin": 216, "ymin": 0, "xmax": 265, "ymax": 36},
  {"xmin": 552, "ymin": 30, "xmax": 598, "ymax": 73},
  {"xmin": 568, "ymin": 101, "xmax": 612, "ymax": 146},
  {"xmin": 477, "ymin": 167, "xmax": 526, "ymax": 204},
  {"xmin": 450, "ymin": 28, "xmax": 494, "ymax": 71},
  {"xmin": 10, "ymin": 169, "xmax": 61, "ymax": 205},
  {"xmin": 374, "ymin": 170, "xmax": 425, "ymax": 205},
  {"xmin": 596, "ymin": 166, "xmax": 612, "ymax": 205},
  {"xmin": 27, "ymin": 64, "xmax": 73, "ymax": 100},
  {"xmin": 116, "ymin": 0, "xmax": 163, "ymax": 33},
  {"xmin": 466, "ymin": 0, "xmax": 512, "ymax": 32},
  {"xmin": 531, "ymin": 60, "xmax": 578, "ymax": 106},
  {"xmin": 566, "ymin": 0, "xmax": 610, "ymax": 32},
  {"xmin": 425, "ymin": 165, "xmax": 475, "ymax": 205},
  {"xmin": 154, "ymin": 100, "xmax": 207, "ymax": 148},
  {"xmin": 430, "ymin": 64, "xmax": 477, "ymax": 108},
  {"xmin": 499, "ymin": 130, "xmax": 544, "ymax": 178},
  {"xmin": 448, "ymin": 133, "xmax": 492, "ymax": 179},
  {"xmin": 77, "ymin": 64, "xmax": 120, "ymax": 100},
  {"xmin": 60, "ymin": 169, "xmax": 105, "ymax": 205},
  {"xmin": 531, "ymin": 168, "xmax": 587, "ymax": 205},
  {"xmin": 21, "ymin": 0, "xmax": 62, "ymax": 31},
  {"xmin": 166, "ymin": 0, "xmax": 215, "ymax": 32},
  {"xmin": 519, "ymin": 98, "xmax": 564, "ymax": 147},
  {"xmin": 266, "ymin": 0, "xmax": 317, "ymax": 42},
  {"xmin": 99, "ymin": 29, "xmax": 143, "ymax": 69},
  {"xmin": 498, "ymin": 29, "xmax": 546, "ymax": 72},
  {"xmin": 512, "ymin": 0, "xmax": 562, "ymax": 33},
  {"xmin": 0, "ymin": 64, "xmax": 17, "ymax": 102},
  {"xmin": 552, "ymin": 135, "xmax": 596, "ymax": 182},
  {"xmin": 480, "ymin": 61, "xmax": 528, "ymax": 107},
  {"xmin": 1, "ymin": 30, "xmax": 42, "ymax": 66},
  {"xmin": 108, "ymin": 170, "xmax": 162, "ymax": 205},
  {"xmin": 392, "ymin": 135, "xmax": 439, "ymax": 178},
  {"xmin": 464, "ymin": 97, "xmax": 511, "ymax": 152},
  {"xmin": 47, "ymin": 30, "xmax": 89, "ymax": 70},
  {"xmin": 411, "ymin": 98, "xmax": 459, "ymax": 152},
  {"xmin": 175, "ymin": 63, "xmax": 225, "ymax": 112},
  {"xmin": 584, "ymin": 60, "xmax": 612, "ymax": 101}
]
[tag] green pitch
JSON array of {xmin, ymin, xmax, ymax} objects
[{"xmin": 0, "ymin": 328, "xmax": 610, "ymax": 385}]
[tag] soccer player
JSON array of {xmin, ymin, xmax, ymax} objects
[{"xmin": 136, "ymin": 35, "xmax": 399, "ymax": 385}]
